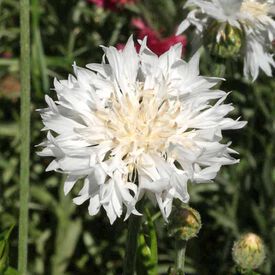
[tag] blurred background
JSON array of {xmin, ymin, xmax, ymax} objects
[{"xmin": 0, "ymin": 0, "xmax": 274, "ymax": 274}]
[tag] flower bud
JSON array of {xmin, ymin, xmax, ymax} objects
[
  {"xmin": 232, "ymin": 233, "xmax": 265, "ymax": 270},
  {"xmin": 168, "ymin": 203, "xmax": 201, "ymax": 241},
  {"xmin": 204, "ymin": 22, "xmax": 243, "ymax": 58}
]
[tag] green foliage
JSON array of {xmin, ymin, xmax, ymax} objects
[
  {"xmin": 0, "ymin": 0, "xmax": 274, "ymax": 274},
  {"xmin": 0, "ymin": 225, "xmax": 17, "ymax": 274}
]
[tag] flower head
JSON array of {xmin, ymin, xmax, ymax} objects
[
  {"xmin": 117, "ymin": 19, "xmax": 187, "ymax": 56},
  {"xmin": 38, "ymin": 36, "xmax": 246, "ymax": 224},
  {"xmin": 177, "ymin": 0, "xmax": 275, "ymax": 80},
  {"xmin": 132, "ymin": 19, "xmax": 187, "ymax": 56}
]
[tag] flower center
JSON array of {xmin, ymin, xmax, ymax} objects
[
  {"xmin": 97, "ymin": 86, "xmax": 181, "ymax": 163},
  {"xmin": 241, "ymin": 0, "xmax": 268, "ymax": 18}
]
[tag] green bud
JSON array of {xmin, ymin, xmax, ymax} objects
[
  {"xmin": 168, "ymin": 203, "xmax": 201, "ymax": 241},
  {"xmin": 204, "ymin": 22, "xmax": 244, "ymax": 59},
  {"xmin": 232, "ymin": 233, "xmax": 265, "ymax": 270}
]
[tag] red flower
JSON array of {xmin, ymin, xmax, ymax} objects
[
  {"xmin": 88, "ymin": 0, "xmax": 134, "ymax": 10},
  {"xmin": 0, "ymin": 51, "xmax": 13, "ymax": 58},
  {"xmin": 118, "ymin": 19, "xmax": 187, "ymax": 56}
]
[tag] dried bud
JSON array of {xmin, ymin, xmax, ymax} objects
[
  {"xmin": 204, "ymin": 22, "xmax": 243, "ymax": 58},
  {"xmin": 168, "ymin": 203, "xmax": 201, "ymax": 241},
  {"xmin": 232, "ymin": 233, "xmax": 265, "ymax": 270}
]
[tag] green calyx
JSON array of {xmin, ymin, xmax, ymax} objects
[
  {"xmin": 205, "ymin": 21, "xmax": 244, "ymax": 59},
  {"xmin": 232, "ymin": 233, "xmax": 265, "ymax": 271},
  {"xmin": 168, "ymin": 203, "xmax": 201, "ymax": 241}
]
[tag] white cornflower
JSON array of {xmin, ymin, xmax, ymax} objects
[
  {"xmin": 38, "ymin": 36, "xmax": 246, "ymax": 224},
  {"xmin": 177, "ymin": 0, "xmax": 275, "ymax": 80}
]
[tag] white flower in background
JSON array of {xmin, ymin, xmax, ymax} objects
[
  {"xmin": 177, "ymin": 0, "xmax": 275, "ymax": 80},
  {"xmin": 38, "ymin": 36, "xmax": 246, "ymax": 224}
]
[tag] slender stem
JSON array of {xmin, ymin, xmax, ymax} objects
[
  {"xmin": 123, "ymin": 213, "xmax": 143, "ymax": 275},
  {"xmin": 18, "ymin": 0, "xmax": 31, "ymax": 273},
  {"xmin": 214, "ymin": 62, "xmax": 226, "ymax": 78},
  {"xmin": 175, "ymin": 240, "xmax": 187, "ymax": 274}
]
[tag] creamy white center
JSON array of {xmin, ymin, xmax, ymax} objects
[
  {"xmin": 96, "ymin": 87, "xmax": 181, "ymax": 164},
  {"xmin": 241, "ymin": 0, "xmax": 268, "ymax": 17}
]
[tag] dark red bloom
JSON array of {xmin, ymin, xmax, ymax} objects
[
  {"xmin": 0, "ymin": 51, "xmax": 13, "ymax": 58},
  {"xmin": 118, "ymin": 19, "xmax": 187, "ymax": 56},
  {"xmin": 133, "ymin": 18, "xmax": 187, "ymax": 55},
  {"xmin": 88, "ymin": 0, "xmax": 134, "ymax": 10}
]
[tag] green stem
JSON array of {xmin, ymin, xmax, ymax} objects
[
  {"xmin": 123, "ymin": 213, "xmax": 143, "ymax": 275},
  {"xmin": 175, "ymin": 240, "xmax": 187, "ymax": 274},
  {"xmin": 214, "ymin": 62, "xmax": 226, "ymax": 78},
  {"xmin": 18, "ymin": 0, "xmax": 31, "ymax": 273}
]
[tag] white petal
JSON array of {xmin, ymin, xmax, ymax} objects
[{"xmin": 64, "ymin": 174, "xmax": 79, "ymax": 195}]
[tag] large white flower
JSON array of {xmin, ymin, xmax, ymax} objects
[
  {"xmin": 38, "ymin": 36, "xmax": 246, "ymax": 224},
  {"xmin": 177, "ymin": 0, "xmax": 275, "ymax": 80}
]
